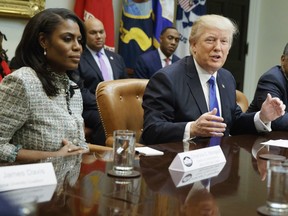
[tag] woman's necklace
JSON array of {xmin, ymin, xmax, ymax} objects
[{"xmin": 51, "ymin": 72, "xmax": 72, "ymax": 115}]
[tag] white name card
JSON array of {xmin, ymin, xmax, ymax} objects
[
  {"xmin": 169, "ymin": 146, "xmax": 226, "ymax": 172},
  {"xmin": 169, "ymin": 162, "xmax": 226, "ymax": 187},
  {"xmin": 0, "ymin": 162, "xmax": 57, "ymax": 192},
  {"xmin": 261, "ymin": 139, "xmax": 288, "ymax": 148}
]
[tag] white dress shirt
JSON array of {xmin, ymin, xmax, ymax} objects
[
  {"xmin": 158, "ymin": 48, "xmax": 171, "ymax": 67},
  {"xmin": 87, "ymin": 46, "xmax": 114, "ymax": 80}
]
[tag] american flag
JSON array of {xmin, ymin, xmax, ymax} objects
[
  {"xmin": 175, "ymin": 0, "xmax": 206, "ymax": 58},
  {"xmin": 178, "ymin": 0, "xmax": 194, "ymax": 12}
]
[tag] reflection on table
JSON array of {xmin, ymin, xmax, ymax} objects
[{"xmin": 2, "ymin": 131, "xmax": 288, "ymax": 215}]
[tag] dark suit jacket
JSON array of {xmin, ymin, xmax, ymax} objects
[
  {"xmin": 247, "ymin": 65, "xmax": 288, "ymax": 130},
  {"xmin": 141, "ymin": 56, "xmax": 257, "ymax": 144},
  {"xmin": 69, "ymin": 48, "xmax": 127, "ymax": 129},
  {"xmin": 134, "ymin": 49, "xmax": 180, "ymax": 78}
]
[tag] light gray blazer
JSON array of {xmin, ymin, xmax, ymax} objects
[{"xmin": 0, "ymin": 67, "xmax": 88, "ymax": 162}]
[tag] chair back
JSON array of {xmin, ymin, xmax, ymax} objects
[
  {"xmin": 236, "ymin": 90, "xmax": 249, "ymax": 112},
  {"xmin": 96, "ymin": 79, "xmax": 149, "ymax": 147}
]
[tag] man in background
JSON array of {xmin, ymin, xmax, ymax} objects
[
  {"xmin": 69, "ymin": 17, "xmax": 127, "ymax": 145},
  {"xmin": 247, "ymin": 43, "xmax": 288, "ymax": 131},
  {"xmin": 134, "ymin": 27, "xmax": 180, "ymax": 79}
]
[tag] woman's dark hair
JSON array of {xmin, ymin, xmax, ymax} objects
[{"xmin": 14, "ymin": 8, "xmax": 86, "ymax": 96}]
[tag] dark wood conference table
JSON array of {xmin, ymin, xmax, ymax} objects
[{"xmin": 6, "ymin": 132, "xmax": 288, "ymax": 215}]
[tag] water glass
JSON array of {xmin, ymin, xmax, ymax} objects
[
  {"xmin": 258, "ymin": 164, "xmax": 288, "ymax": 215},
  {"xmin": 112, "ymin": 130, "xmax": 136, "ymax": 176},
  {"xmin": 266, "ymin": 165, "xmax": 288, "ymax": 212}
]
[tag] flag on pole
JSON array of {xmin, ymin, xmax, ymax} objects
[
  {"xmin": 152, "ymin": 0, "xmax": 176, "ymax": 48},
  {"xmin": 74, "ymin": 0, "xmax": 115, "ymax": 51},
  {"xmin": 175, "ymin": 0, "xmax": 206, "ymax": 58},
  {"xmin": 118, "ymin": 0, "xmax": 154, "ymax": 72}
]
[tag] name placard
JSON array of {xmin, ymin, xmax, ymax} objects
[
  {"xmin": 0, "ymin": 163, "xmax": 57, "ymax": 192},
  {"xmin": 169, "ymin": 146, "xmax": 226, "ymax": 172},
  {"xmin": 169, "ymin": 162, "xmax": 226, "ymax": 187}
]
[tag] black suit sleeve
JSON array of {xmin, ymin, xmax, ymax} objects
[
  {"xmin": 142, "ymin": 71, "xmax": 187, "ymax": 144},
  {"xmin": 247, "ymin": 67, "xmax": 288, "ymax": 131}
]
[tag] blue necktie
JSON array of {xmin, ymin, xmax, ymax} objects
[
  {"xmin": 97, "ymin": 52, "xmax": 111, "ymax": 81},
  {"xmin": 208, "ymin": 77, "xmax": 221, "ymax": 145},
  {"xmin": 208, "ymin": 76, "xmax": 220, "ymax": 116},
  {"xmin": 209, "ymin": 137, "xmax": 221, "ymax": 146}
]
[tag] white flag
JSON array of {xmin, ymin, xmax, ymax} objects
[{"xmin": 175, "ymin": 0, "xmax": 206, "ymax": 58}]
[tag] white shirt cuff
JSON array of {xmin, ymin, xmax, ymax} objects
[
  {"xmin": 254, "ymin": 111, "xmax": 271, "ymax": 132},
  {"xmin": 183, "ymin": 122, "xmax": 193, "ymax": 141}
]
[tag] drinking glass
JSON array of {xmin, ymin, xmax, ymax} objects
[
  {"xmin": 267, "ymin": 166, "xmax": 288, "ymax": 209},
  {"xmin": 108, "ymin": 130, "xmax": 140, "ymax": 178},
  {"xmin": 258, "ymin": 165, "xmax": 288, "ymax": 215}
]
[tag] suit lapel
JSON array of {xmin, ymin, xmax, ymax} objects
[
  {"xmin": 154, "ymin": 51, "xmax": 162, "ymax": 70},
  {"xmin": 216, "ymin": 72, "xmax": 229, "ymax": 118},
  {"xmin": 171, "ymin": 55, "xmax": 179, "ymax": 63},
  {"xmin": 105, "ymin": 50, "xmax": 116, "ymax": 79},
  {"xmin": 185, "ymin": 58, "xmax": 208, "ymax": 114},
  {"xmin": 83, "ymin": 49, "xmax": 104, "ymax": 80}
]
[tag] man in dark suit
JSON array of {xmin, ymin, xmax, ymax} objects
[
  {"xmin": 141, "ymin": 14, "xmax": 285, "ymax": 145},
  {"xmin": 134, "ymin": 27, "xmax": 180, "ymax": 79},
  {"xmin": 70, "ymin": 17, "xmax": 127, "ymax": 145},
  {"xmin": 247, "ymin": 43, "xmax": 288, "ymax": 131}
]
